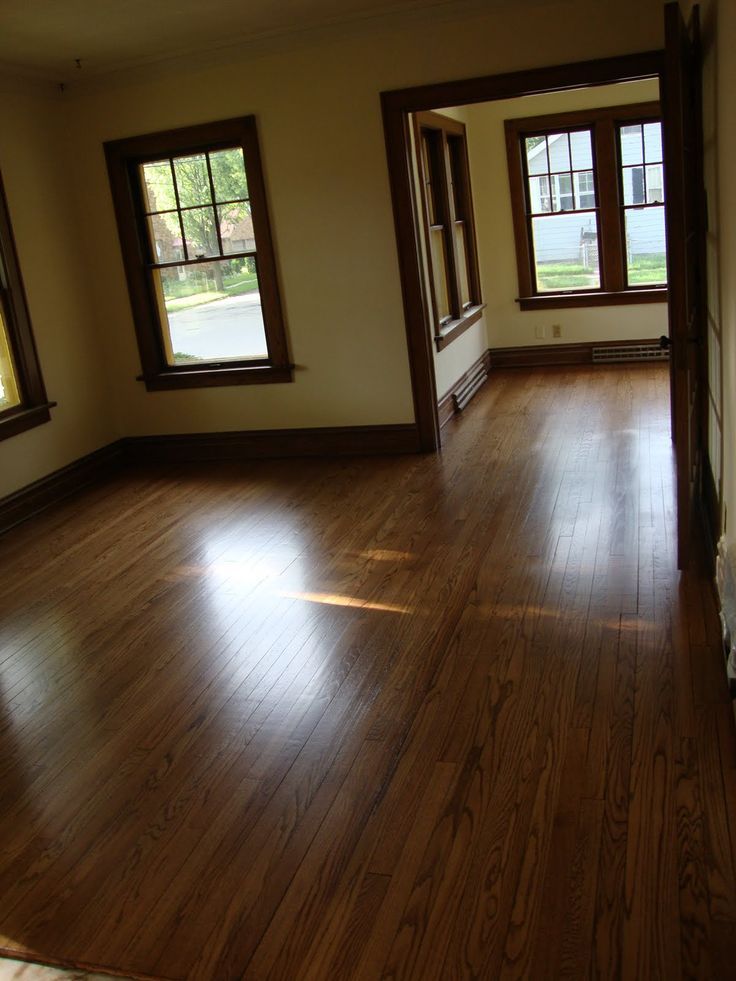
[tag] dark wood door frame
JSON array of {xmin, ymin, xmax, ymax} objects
[{"xmin": 381, "ymin": 51, "xmax": 666, "ymax": 452}]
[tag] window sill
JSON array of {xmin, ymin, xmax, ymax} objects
[
  {"xmin": 137, "ymin": 364, "xmax": 294, "ymax": 391},
  {"xmin": 0, "ymin": 401, "xmax": 56, "ymax": 442},
  {"xmin": 516, "ymin": 288, "xmax": 667, "ymax": 311},
  {"xmin": 434, "ymin": 304, "xmax": 485, "ymax": 352}
]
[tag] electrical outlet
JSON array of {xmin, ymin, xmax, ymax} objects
[
  {"xmin": 535, "ymin": 325, "xmax": 546, "ymax": 339},
  {"xmin": 552, "ymin": 323, "xmax": 562, "ymax": 338}
]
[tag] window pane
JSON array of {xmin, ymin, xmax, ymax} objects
[
  {"xmin": 219, "ymin": 202, "xmax": 255, "ymax": 255},
  {"xmin": 624, "ymin": 206, "xmax": 667, "ymax": 285},
  {"xmin": 574, "ymin": 170, "xmax": 596, "ymax": 209},
  {"xmin": 569, "ymin": 130, "xmax": 593, "ymax": 170},
  {"xmin": 531, "ymin": 213, "xmax": 600, "ymax": 292},
  {"xmin": 554, "ymin": 173, "xmax": 573, "ymax": 211},
  {"xmin": 547, "ymin": 133, "xmax": 571, "ymax": 174},
  {"xmin": 429, "ymin": 228, "xmax": 450, "ymax": 321},
  {"xmin": 646, "ymin": 164, "xmax": 665, "ymax": 203},
  {"xmin": 146, "ymin": 211, "xmax": 184, "ymax": 262},
  {"xmin": 643, "ymin": 122, "xmax": 663, "ymax": 162},
  {"xmin": 152, "ymin": 258, "xmax": 267, "ymax": 364},
  {"xmin": 209, "ymin": 148, "xmax": 248, "ymax": 202},
  {"xmin": 173, "ymin": 153, "xmax": 212, "ymax": 208},
  {"xmin": 623, "ymin": 166, "xmax": 646, "ymax": 206},
  {"xmin": 454, "ymin": 222, "xmax": 471, "ymax": 307},
  {"xmin": 525, "ymin": 136, "xmax": 549, "ymax": 176},
  {"xmin": 529, "ymin": 174, "xmax": 551, "ymax": 213},
  {"xmin": 620, "ymin": 124, "xmax": 644, "ymax": 165},
  {"xmin": 0, "ymin": 307, "xmax": 20, "ymax": 410},
  {"xmin": 140, "ymin": 160, "xmax": 177, "ymax": 213},
  {"xmin": 181, "ymin": 207, "xmax": 219, "ymax": 258}
]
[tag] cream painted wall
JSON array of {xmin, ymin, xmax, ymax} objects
[
  {"xmin": 459, "ymin": 80, "xmax": 670, "ymax": 350},
  {"xmin": 0, "ymin": 83, "xmax": 117, "ymax": 498},
  {"xmin": 56, "ymin": 0, "xmax": 666, "ymax": 438}
]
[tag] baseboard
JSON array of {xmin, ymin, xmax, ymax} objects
[
  {"xmin": 121, "ymin": 423, "xmax": 420, "ymax": 463},
  {"xmin": 438, "ymin": 351, "xmax": 492, "ymax": 429},
  {"xmin": 488, "ymin": 338, "xmax": 664, "ymax": 368},
  {"xmin": 0, "ymin": 442, "xmax": 125, "ymax": 536}
]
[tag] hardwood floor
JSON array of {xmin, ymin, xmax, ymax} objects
[{"xmin": 0, "ymin": 363, "xmax": 734, "ymax": 980}]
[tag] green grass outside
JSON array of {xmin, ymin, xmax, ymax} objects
[
  {"xmin": 165, "ymin": 274, "xmax": 259, "ymax": 312},
  {"xmin": 536, "ymin": 253, "xmax": 667, "ymax": 291}
]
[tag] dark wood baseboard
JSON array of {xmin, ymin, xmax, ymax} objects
[
  {"xmin": 0, "ymin": 443, "xmax": 125, "ymax": 536},
  {"xmin": 488, "ymin": 338, "xmax": 665, "ymax": 368},
  {"xmin": 438, "ymin": 351, "xmax": 492, "ymax": 429},
  {"xmin": 122, "ymin": 424, "xmax": 420, "ymax": 464},
  {"xmin": 0, "ymin": 425, "xmax": 420, "ymax": 537}
]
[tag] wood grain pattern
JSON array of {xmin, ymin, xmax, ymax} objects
[{"xmin": 0, "ymin": 364, "xmax": 733, "ymax": 980}]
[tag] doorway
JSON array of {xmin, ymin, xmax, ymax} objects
[{"xmin": 382, "ymin": 9, "xmax": 706, "ymax": 568}]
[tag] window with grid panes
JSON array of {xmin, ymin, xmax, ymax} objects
[
  {"xmin": 413, "ymin": 111, "xmax": 484, "ymax": 351},
  {"xmin": 105, "ymin": 117, "xmax": 291, "ymax": 390},
  {"xmin": 505, "ymin": 102, "xmax": 668, "ymax": 309}
]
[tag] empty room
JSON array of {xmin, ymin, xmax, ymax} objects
[{"xmin": 0, "ymin": 0, "xmax": 735, "ymax": 979}]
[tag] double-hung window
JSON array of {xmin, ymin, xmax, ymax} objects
[
  {"xmin": 105, "ymin": 117, "xmax": 291, "ymax": 390},
  {"xmin": 0, "ymin": 172, "xmax": 52, "ymax": 441},
  {"xmin": 413, "ymin": 111, "xmax": 484, "ymax": 350},
  {"xmin": 505, "ymin": 102, "xmax": 668, "ymax": 309}
]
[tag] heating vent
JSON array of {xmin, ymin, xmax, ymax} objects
[{"xmin": 592, "ymin": 343, "xmax": 669, "ymax": 364}]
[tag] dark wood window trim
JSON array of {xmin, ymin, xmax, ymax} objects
[
  {"xmin": 0, "ymin": 172, "xmax": 54, "ymax": 443},
  {"xmin": 105, "ymin": 117, "xmax": 292, "ymax": 391},
  {"xmin": 413, "ymin": 111, "xmax": 484, "ymax": 351},
  {"xmin": 505, "ymin": 101, "xmax": 668, "ymax": 309}
]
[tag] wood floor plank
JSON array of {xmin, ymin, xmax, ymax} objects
[{"xmin": 0, "ymin": 363, "xmax": 732, "ymax": 980}]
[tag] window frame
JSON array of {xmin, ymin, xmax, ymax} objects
[
  {"xmin": 413, "ymin": 111, "xmax": 484, "ymax": 351},
  {"xmin": 0, "ymin": 171, "xmax": 53, "ymax": 442},
  {"xmin": 105, "ymin": 116, "xmax": 292, "ymax": 391},
  {"xmin": 505, "ymin": 101, "xmax": 668, "ymax": 310}
]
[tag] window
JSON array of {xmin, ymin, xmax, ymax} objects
[
  {"xmin": 105, "ymin": 117, "xmax": 291, "ymax": 390},
  {"xmin": 505, "ymin": 102, "xmax": 668, "ymax": 309},
  {"xmin": 413, "ymin": 112, "xmax": 483, "ymax": 350},
  {"xmin": 0, "ymin": 172, "xmax": 53, "ymax": 441}
]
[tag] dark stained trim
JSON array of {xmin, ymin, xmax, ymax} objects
[
  {"xmin": 489, "ymin": 338, "xmax": 666, "ymax": 368},
  {"xmin": 122, "ymin": 424, "xmax": 420, "ymax": 463},
  {"xmin": 104, "ymin": 116, "xmax": 291, "ymax": 392},
  {"xmin": 0, "ymin": 443, "xmax": 125, "ymax": 536},
  {"xmin": 518, "ymin": 289, "xmax": 667, "ymax": 311},
  {"xmin": 504, "ymin": 101, "xmax": 663, "ymax": 306},
  {"xmin": 381, "ymin": 51, "xmax": 665, "ymax": 451},
  {"xmin": 0, "ymin": 424, "xmax": 421, "ymax": 536},
  {"xmin": 0, "ymin": 171, "xmax": 53, "ymax": 442}
]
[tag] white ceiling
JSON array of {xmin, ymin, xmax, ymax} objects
[{"xmin": 0, "ymin": 0, "xmax": 481, "ymax": 82}]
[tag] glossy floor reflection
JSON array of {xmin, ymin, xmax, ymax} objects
[{"xmin": 0, "ymin": 364, "xmax": 734, "ymax": 980}]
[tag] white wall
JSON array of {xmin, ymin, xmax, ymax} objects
[{"xmin": 458, "ymin": 80, "xmax": 669, "ymax": 349}]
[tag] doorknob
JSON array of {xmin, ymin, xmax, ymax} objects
[{"xmin": 659, "ymin": 335, "xmax": 671, "ymax": 350}]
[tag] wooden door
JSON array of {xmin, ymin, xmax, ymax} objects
[{"xmin": 663, "ymin": 1, "xmax": 706, "ymax": 569}]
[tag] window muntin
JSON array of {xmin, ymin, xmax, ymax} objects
[
  {"xmin": 414, "ymin": 112, "xmax": 483, "ymax": 350},
  {"xmin": 139, "ymin": 146, "xmax": 268, "ymax": 366},
  {"xmin": 505, "ymin": 102, "xmax": 668, "ymax": 308},
  {"xmin": 523, "ymin": 129, "xmax": 600, "ymax": 293},
  {"xmin": 105, "ymin": 117, "xmax": 291, "ymax": 390},
  {"xmin": 618, "ymin": 122, "xmax": 667, "ymax": 287}
]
